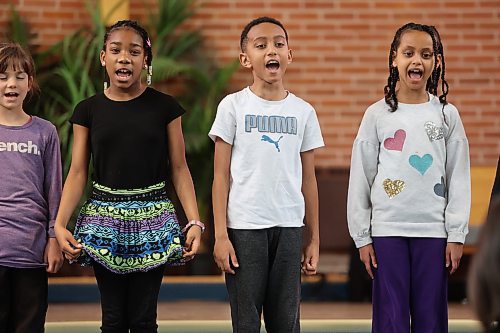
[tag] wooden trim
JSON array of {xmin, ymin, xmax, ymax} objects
[{"xmin": 99, "ymin": 0, "xmax": 129, "ymax": 26}]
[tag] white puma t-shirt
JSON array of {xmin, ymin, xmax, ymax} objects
[{"xmin": 209, "ymin": 87, "xmax": 324, "ymax": 229}]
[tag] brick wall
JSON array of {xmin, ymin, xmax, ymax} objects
[
  {"xmin": 1, "ymin": 0, "xmax": 499, "ymax": 168},
  {"xmin": 0, "ymin": 0, "xmax": 91, "ymax": 47}
]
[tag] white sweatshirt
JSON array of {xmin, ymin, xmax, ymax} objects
[{"xmin": 347, "ymin": 95, "xmax": 470, "ymax": 248}]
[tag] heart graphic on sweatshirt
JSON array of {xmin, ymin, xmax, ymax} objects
[
  {"xmin": 424, "ymin": 121, "xmax": 444, "ymax": 142},
  {"xmin": 409, "ymin": 154, "xmax": 433, "ymax": 175},
  {"xmin": 384, "ymin": 129, "xmax": 406, "ymax": 151},
  {"xmin": 383, "ymin": 178, "xmax": 405, "ymax": 198},
  {"xmin": 434, "ymin": 176, "xmax": 446, "ymax": 198}
]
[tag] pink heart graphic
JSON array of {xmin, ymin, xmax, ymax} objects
[{"xmin": 384, "ymin": 129, "xmax": 406, "ymax": 151}]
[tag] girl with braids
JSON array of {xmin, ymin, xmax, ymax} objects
[
  {"xmin": 54, "ymin": 20, "xmax": 203, "ymax": 332},
  {"xmin": 347, "ymin": 22, "xmax": 470, "ymax": 333}
]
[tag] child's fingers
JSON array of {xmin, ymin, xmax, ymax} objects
[
  {"xmin": 370, "ymin": 252, "xmax": 378, "ymax": 269},
  {"xmin": 184, "ymin": 235, "xmax": 193, "ymax": 249},
  {"xmin": 449, "ymin": 262, "xmax": 456, "ymax": 274},
  {"xmin": 222, "ymin": 256, "xmax": 235, "ymax": 275},
  {"xmin": 62, "ymin": 234, "xmax": 82, "ymax": 254},
  {"xmin": 55, "ymin": 257, "xmax": 64, "ymax": 272},
  {"xmin": 183, "ymin": 237, "xmax": 200, "ymax": 260},
  {"xmin": 450, "ymin": 256, "xmax": 460, "ymax": 274},
  {"xmin": 230, "ymin": 251, "xmax": 239, "ymax": 269},
  {"xmin": 213, "ymin": 251, "xmax": 232, "ymax": 273},
  {"xmin": 218, "ymin": 249, "xmax": 238, "ymax": 274},
  {"xmin": 364, "ymin": 262, "xmax": 374, "ymax": 280},
  {"xmin": 303, "ymin": 260, "xmax": 317, "ymax": 275},
  {"xmin": 183, "ymin": 234, "xmax": 194, "ymax": 252},
  {"xmin": 46, "ymin": 260, "xmax": 54, "ymax": 273},
  {"xmin": 62, "ymin": 242, "xmax": 82, "ymax": 260},
  {"xmin": 445, "ymin": 250, "xmax": 451, "ymax": 268},
  {"xmin": 46, "ymin": 252, "xmax": 64, "ymax": 273},
  {"xmin": 63, "ymin": 250, "xmax": 81, "ymax": 261}
]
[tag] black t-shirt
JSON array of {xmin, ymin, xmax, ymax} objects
[{"xmin": 70, "ymin": 87, "xmax": 185, "ymax": 189}]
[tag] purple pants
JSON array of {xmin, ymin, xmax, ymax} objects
[{"xmin": 372, "ymin": 237, "xmax": 448, "ymax": 333}]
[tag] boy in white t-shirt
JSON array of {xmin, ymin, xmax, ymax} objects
[{"xmin": 209, "ymin": 16, "xmax": 324, "ymax": 332}]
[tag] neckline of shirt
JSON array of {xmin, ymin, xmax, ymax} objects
[
  {"xmin": 246, "ymin": 86, "xmax": 291, "ymax": 105},
  {"xmin": 0, "ymin": 115, "xmax": 35, "ymax": 130},
  {"xmin": 102, "ymin": 86, "xmax": 150, "ymax": 103},
  {"xmin": 397, "ymin": 93, "xmax": 435, "ymax": 108}
]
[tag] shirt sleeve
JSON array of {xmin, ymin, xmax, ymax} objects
[
  {"xmin": 443, "ymin": 105, "xmax": 470, "ymax": 243},
  {"xmin": 69, "ymin": 98, "xmax": 91, "ymax": 128},
  {"xmin": 347, "ymin": 107, "xmax": 380, "ymax": 248},
  {"xmin": 300, "ymin": 107, "xmax": 325, "ymax": 152},
  {"xmin": 165, "ymin": 94, "xmax": 186, "ymax": 123},
  {"xmin": 208, "ymin": 96, "xmax": 236, "ymax": 145},
  {"xmin": 43, "ymin": 125, "xmax": 63, "ymax": 238}
]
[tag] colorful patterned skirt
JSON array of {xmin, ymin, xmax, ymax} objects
[{"xmin": 72, "ymin": 182, "xmax": 185, "ymax": 274}]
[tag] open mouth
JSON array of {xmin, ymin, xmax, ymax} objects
[
  {"xmin": 115, "ymin": 68, "xmax": 132, "ymax": 79},
  {"xmin": 4, "ymin": 92, "xmax": 19, "ymax": 97},
  {"xmin": 266, "ymin": 60, "xmax": 280, "ymax": 71},
  {"xmin": 408, "ymin": 68, "xmax": 423, "ymax": 80}
]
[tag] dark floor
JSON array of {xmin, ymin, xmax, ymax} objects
[{"xmin": 47, "ymin": 300, "xmax": 476, "ymax": 322}]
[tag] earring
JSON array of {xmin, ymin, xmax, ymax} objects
[
  {"xmin": 102, "ymin": 62, "xmax": 105, "ymax": 66},
  {"xmin": 147, "ymin": 65, "xmax": 153, "ymax": 86},
  {"xmin": 103, "ymin": 81, "xmax": 108, "ymax": 90}
]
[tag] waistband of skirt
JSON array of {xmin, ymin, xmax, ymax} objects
[{"xmin": 90, "ymin": 182, "xmax": 168, "ymax": 202}]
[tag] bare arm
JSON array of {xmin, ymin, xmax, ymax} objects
[
  {"xmin": 54, "ymin": 124, "xmax": 90, "ymax": 259},
  {"xmin": 301, "ymin": 149, "xmax": 320, "ymax": 275},
  {"xmin": 167, "ymin": 117, "xmax": 201, "ymax": 259},
  {"xmin": 212, "ymin": 138, "xmax": 238, "ymax": 274}
]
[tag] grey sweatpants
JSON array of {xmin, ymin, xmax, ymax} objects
[{"xmin": 225, "ymin": 227, "xmax": 302, "ymax": 333}]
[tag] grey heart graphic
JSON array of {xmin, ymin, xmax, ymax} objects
[{"xmin": 433, "ymin": 176, "xmax": 446, "ymax": 198}]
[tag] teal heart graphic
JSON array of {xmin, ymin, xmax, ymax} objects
[{"xmin": 409, "ymin": 154, "xmax": 433, "ymax": 175}]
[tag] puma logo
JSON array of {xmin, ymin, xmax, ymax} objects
[{"xmin": 261, "ymin": 135, "xmax": 283, "ymax": 152}]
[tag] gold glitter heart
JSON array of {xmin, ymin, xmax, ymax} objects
[{"xmin": 383, "ymin": 178, "xmax": 405, "ymax": 198}]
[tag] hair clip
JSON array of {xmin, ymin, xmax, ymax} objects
[{"xmin": 146, "ymin": 38, "xmax": 152, "ymax": 48}]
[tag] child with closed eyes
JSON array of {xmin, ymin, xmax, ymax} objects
[
  {"xmin": 347, "ymin": 23, "xmax": 470, "ymax": 333},
  {"xmin": 0, "ymin": 42, "xmax": 63, "ymax": 333}
]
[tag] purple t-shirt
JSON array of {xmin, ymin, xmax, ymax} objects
[{"xmin": 0, "ymin": 116, "xmax": 62, "ymax": 268}]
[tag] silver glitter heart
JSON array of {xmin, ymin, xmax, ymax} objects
[{"xmin": 424, "ymin": 121, "xmax": 444, "ymax": 141}]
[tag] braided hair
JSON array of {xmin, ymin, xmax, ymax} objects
[
  {"xmin": 428, "ymin": 25, "xmax": 449, "ymax": 107},
  {"xmin": 384, "ymin": 23, "xmax": 449, "ymax": 113},
  {"xmin": 102, "ymin": 20, "xmax": 153, "ymax": 88}
]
